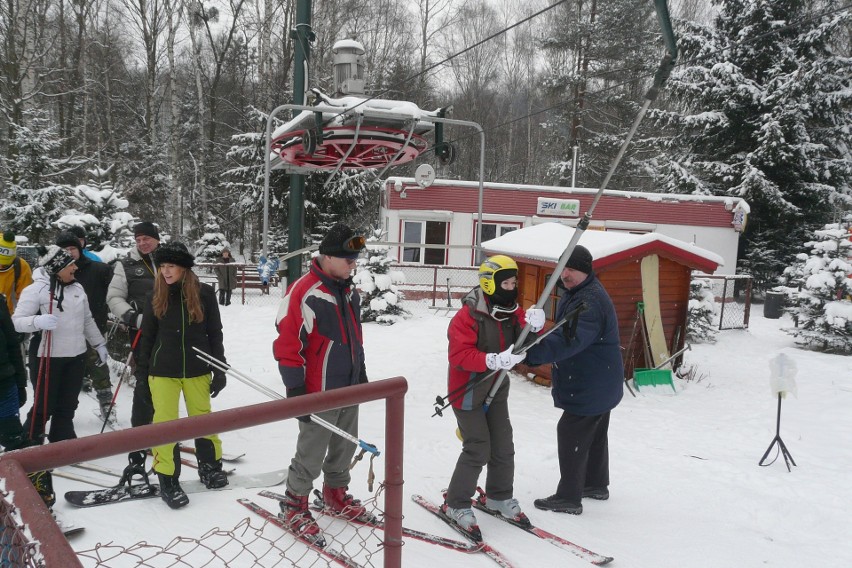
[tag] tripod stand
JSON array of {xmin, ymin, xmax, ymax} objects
[{"xmin": 758, "ymin": 393, "xmax": 796, "ymax": 472}]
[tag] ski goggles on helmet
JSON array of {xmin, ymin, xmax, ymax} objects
[{"xmin": 343, "ymin": 235, "xmax": 366, "ymax": 253}]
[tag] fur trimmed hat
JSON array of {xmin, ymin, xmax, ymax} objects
[
  {"xmin": 38, "ymin": 245, "xmax": 75, "ymax": 275},
  {"xmin": 154, "ymin": 241, "xmax": 194, "ymax": 268},
  {"xmin": 133, "ymin": 221, "xmax": 160, "ymax": 241},
  {"xmin": 319, "ymin": 224, "xmax": 365, "ymax": 259},
  {"xmin": 0, "ymin": 231, "xmax": 17, "ymax": 266},
  {"xmin": 566, "ymin": 245, "xmax": 593, "ymax": 274}
]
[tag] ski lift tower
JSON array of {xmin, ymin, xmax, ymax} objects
[{"xmin": 266, "ymin": 28, "xmax": 487, "ymax": 284}]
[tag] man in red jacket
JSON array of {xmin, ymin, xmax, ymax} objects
[{"xmin": 273, "ymin": 224, "xmax": 369, "ymax": 544}]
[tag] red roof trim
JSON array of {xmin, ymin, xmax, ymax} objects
[{"xmin": 498, "ymin": 240, "xmax": 719, "ymax": 274}]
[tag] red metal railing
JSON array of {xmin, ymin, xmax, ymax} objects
[{"xmin": 0, "ymin": 378, "xmax": 408, "ymax": 568}]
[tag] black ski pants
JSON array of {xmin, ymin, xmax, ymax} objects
[
  {"xmin": 217, "ymin": 289, "xmax": 232, "ymax": 306},
  {"xmin": 555, "ymin": 410, "xmax": 611, "ymax": 505},
  {"xmin": 25, "ymin": 354, "xmax": 85, "ymax": 442}
]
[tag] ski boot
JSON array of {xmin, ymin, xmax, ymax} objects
[
  {"xmin": 96, "ymin": 388, "xmax": 116, "ymax": 422},
  {"xmin": 278, "ymin": 490, "xmax": 325, "ymax": 546},
  {"xmin": 28, "ymin": 470, "xmax": 56, "ymax": 509},
  {"xmin": 441, "ymin": 503, "xmax": 482, "ymax": 541},
  {"xmin": 157, "ymin": 472, "xmax": 189, "ymax": 509},
  {"xmin": 198, "ymin": 460, "xmax": 229, "ymax": 489},
  {"xmin": 321, "ymin": 484, "xmax": 368, "ymax": 521},
  {"xmin": 477, "ymin": 491, "xmax": 531, "ymax": 528}
]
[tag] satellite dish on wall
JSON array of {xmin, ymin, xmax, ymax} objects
[{"xmin": 415, "ymin": 164, "xmax": 436, "ymax": 188}]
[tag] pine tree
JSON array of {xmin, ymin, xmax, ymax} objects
[
  {"xmin": 56, "ymin": 165, "xmax": 131, "ymax": 250},
  {"xmin": 649, "ymin": 0, "xmax": 852, "ymax": 280},
  {"xmin": 1, "ymin": 109, "xmax": 74, "ymax": 243},
  {"xmin": 687, "ymin": 278, "xmax": 718, "ymax": 343},
  {"xmin": 783, "ymin": 222, "xmax": 852, "ymax": 354},
  {"xmin": 194, "ymin": 213, "xmax": 231, "ymax": 262},
  {"xmin": 539, "ymin": 0, "xmax": 659, "ymax": 189},
  {"xmin": 353, "ymin": 228, "xmax": 409, "ymax": 324}
]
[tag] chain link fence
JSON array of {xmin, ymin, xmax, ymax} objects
[
  {"xmin": 701, "ymin": 274, "xmax": 753, "ymax": 330},
  {"xmin": 384, "ymin": 264, "xmax": 479, "ymax": 315}
]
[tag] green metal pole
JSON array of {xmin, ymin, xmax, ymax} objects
[{"xmin": 288, "ymin": 0, "xmax": 312, "ymax": 283}]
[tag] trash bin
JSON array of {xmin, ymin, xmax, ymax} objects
[{"xmin": 764, "ymin": 291, "xmax": 785, "ymax": 319}]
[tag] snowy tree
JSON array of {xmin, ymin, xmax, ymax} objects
[
  {"xmin": 352, "ymin": 228, "xmax": 409, "ymax": 324},
  {"xmin": 0, "ymin": 109, "xmax": 74, "ymax": 243},
  {"xmin": 539, "ymin": 0, "xmax": 659, "ymax": 189},
  {"xmin": 783, "ymin": 223, "xmax": 852, "ymax": 354},
  {"xmin": 54, "ymin": 165, "xmax": 132, "ymax": 251},
  {"xmin": 194, "ymin": 213, "xmax": 231, "ymax": 262},
  {"xmin": 649, "ymin": 0, "xmax": 852, "ymax": 281},
  {"xmin": 686, "ymin": 278, "xmax": 718, "ymax": 343}
]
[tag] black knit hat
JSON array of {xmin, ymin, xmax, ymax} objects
[
  {"xmin": 38, "ymin": 245, "xmax": 75, "ymax": 275},
  {"xmin": 154, "ymin": 241, "xmax": 194, "ymax": 268},
  {"xmin": 55, "ymin": 231, "xmax": 82, "ymax": 253},
  {"xmin": 133, "ymin": 221, "xmax": 160, "ymax": 241},
  {"xmin": 68, "ymin": 225, "xmax": 87, "ymax": 243},
  {"xmin": 566, "ymin": 245, "xmax": 593, "ymax": 274},
  {"xmin": 319, "ymin": 224, "xmax": 365, "ymax": 259}
]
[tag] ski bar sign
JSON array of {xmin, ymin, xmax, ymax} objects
[{"xmin": 537, "ymin": 197, "xmax": 580, "ymax": 217}]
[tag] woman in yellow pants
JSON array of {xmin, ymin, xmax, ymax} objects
[{"xmin": 135, "ymin": 241, "xmax": 228, "ymax": 509}]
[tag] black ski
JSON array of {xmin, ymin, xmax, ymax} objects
[
  {"xmin": 258, "ymin": 489, "xmax": 481, "ymax": 554},
  {"xmin": 472, "ymin": 490, "xmax": 613, "ymax": 565},
  {"xmin": 238, "ymin": 498, "xmax": 363, "ymax": 568},
  {"xmin": 411, "ymin": 494, "xmax": 517, "ymax": 568}
]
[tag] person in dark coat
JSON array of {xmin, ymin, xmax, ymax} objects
[
  {"xmin": 0, "ymin": 293, "xmax": 29, "ymax": 451},
  {"xmin": 107, "ymin": 221, "xmax": 160, "ymax": 470},
  {"xmin": 525, "ymin": 245, "xmax": 623, "ymax": 515},
  {"xmin": 135, "ymin": 241, "xmax": 228, "ymax": 509},
  {"xmin": 442, "ymin": 254, "xmax": 545, "ymax": 539},
  {"xmin": 215, "ymin": 248, "xmax": 238, "ymax": 306},
  {"xmin": 55, "ymin": 231, "xmax": 114, "ymax": 415}
]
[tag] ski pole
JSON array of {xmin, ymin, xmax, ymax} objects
[
  {"xmin": 652, "ymin": 343, "xmax": 691, "ymax": 371},
  {"xmin": 432, "ymin": 304, "xmax": 586, "ymax": 417},
  {"xmin": 100, "ymin": 328, "xmax": 142, "ymax": 434},
  {"xmin": 482, "ymin": 1, "xmax": 678, "ymax": 413},
  {"xmin": 191, "ymin": 347, "xmax": 380, "ymax": 456}
]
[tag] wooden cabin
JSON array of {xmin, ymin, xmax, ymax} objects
[{"xmin": 482, "ymin": 223, "xmax": 722, "ymax": 384}]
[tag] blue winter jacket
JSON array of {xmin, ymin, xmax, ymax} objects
[{"xmin": 525, "ymin": 273, "xmax": 623, "ymax": 416}]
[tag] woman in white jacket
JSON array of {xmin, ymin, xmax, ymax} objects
[{"xmin": 13, "ymin": 245, "xmax": 108, "ymax": 443}]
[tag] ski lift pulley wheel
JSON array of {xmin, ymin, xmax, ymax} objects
[
  {"xmin": 273, "ymin": 125, "xmax": 428, "ymax": 170},
  {"xmin": 436, "ymin": 142, "xmax": 457, "ymax": 166}
]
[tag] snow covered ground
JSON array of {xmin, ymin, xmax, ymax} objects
[{"xmin": 53, "ymin": 300, "xmax": 852, "ymax": 567}]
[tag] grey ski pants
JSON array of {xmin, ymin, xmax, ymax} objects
[
  {"xmin": 286, "ymin": 405, "xmax": 359, "ymax": 495},
  {"xmin": 446, "ymin": 387, "xmax": 514, "ymax": 509}
]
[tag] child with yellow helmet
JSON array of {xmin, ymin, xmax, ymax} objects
[{"xmin": 441, "ymin": 254, "xmax": 546, "ymax": 540}]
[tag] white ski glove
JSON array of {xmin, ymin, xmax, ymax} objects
[
  {"xmin": 96, "ymin": 344, "xmax": 109, "ymax": 366},
  {"xmin": 524, "ymin": 308, "xmax": 546, "ymax": 332},
  {"xmin": 33, "ymin": 314, "xmax": 59, "ymax": 331},
  {"xmin": 485, "ymin": 344, "xmax": 526, "ymax": 371}
]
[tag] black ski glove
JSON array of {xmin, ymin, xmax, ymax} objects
[
  {"xmin": 18, "ymin": 387, "xmax": 27, "ymax": 408},
  {"xmin": 286, "ymin": 386, "xmax": 311, "ymax": 423},
  {"xmin": 210, "ymin": 370, "xmax": 226, "ymax": 398}
]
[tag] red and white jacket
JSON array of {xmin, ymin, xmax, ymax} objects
[
  {"xmin": 447, "ymin": 288, "xmax": 526, "ymax": 410},
  {"xmin": 274, "ymin": 259, "xmax": 367, "ymax": 393}
]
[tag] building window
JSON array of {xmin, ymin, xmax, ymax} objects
[
  {"xmin": 472, "ymin": 222, "xmax": 521, "ymax": 264},
  {"xmin": 402, "ymin": 220, "xmax": 447, "ymax": 264}
]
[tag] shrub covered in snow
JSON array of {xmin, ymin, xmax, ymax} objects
[
  {"xmin": 352, "ymin": 228, "xmax": 409, "ymax": 325},
  {"xmin": 782, "ymin": 223, "xmax": 852, "ymax": 354},
  {"xmin": 687, "ymin": 278, "xmax": 718, "ymax": 343}
]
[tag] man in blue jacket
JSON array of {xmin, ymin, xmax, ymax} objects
[{"xmin": 524, "ymin": 245, "xmax": 623, "ymax": 515}]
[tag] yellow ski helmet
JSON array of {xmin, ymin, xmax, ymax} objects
[{"xmin": 479, "ymin": 255, "xmax": 518, "ymax": 295}]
